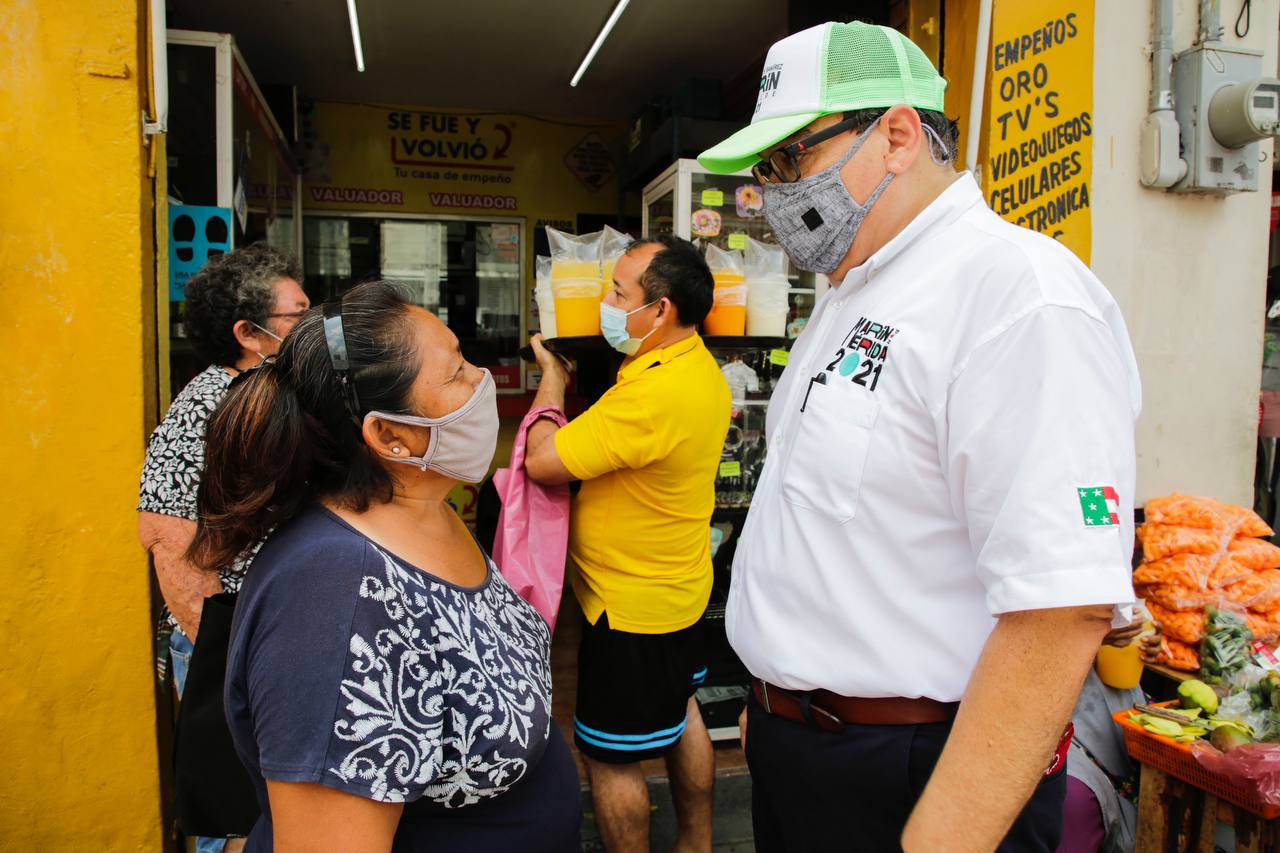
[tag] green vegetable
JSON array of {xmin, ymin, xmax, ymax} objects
[
  {"xmin": 1136, "ymin": 716, "xmax": 1187, "ymax": 737},
  {"xmin": 1200, "ymin": 606, "xmax": 1253, "ymax": 684},
  {"xmin": 1208, "ymin": 719, "xmax": 1253, "ymax": 736},
  {"xmin": 1130, "ymin": 712, "xmax": 1209, "ymax": 741},
  {"xmin": 1211, "ymin": 725, "xmax": 1254, "ymax": 752},
  {"xmin": 1179, "ymin": 679, "xmax": 1220, "ymax": 715}
]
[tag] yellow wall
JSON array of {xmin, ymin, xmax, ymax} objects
[
  {"xmin": 943, "ymin": 0, "xmax": 982, "ymax": 162},
  {"xmin": 0, "ymin": 0, "xmax": 163, "ymax": 849}
]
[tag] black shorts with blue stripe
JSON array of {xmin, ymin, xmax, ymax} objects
[{"xmin": 573, "ymin": 610, "xmax": 707, "ymax": 764}]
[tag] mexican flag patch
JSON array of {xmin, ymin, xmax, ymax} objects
[{"xmin": 1078, "ymin": 486, "xmax": 1120, "ymax": 527}]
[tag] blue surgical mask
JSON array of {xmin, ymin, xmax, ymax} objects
[{"xmin": 600, "ymin": 299, "xmax": 658, "ymax": 356}]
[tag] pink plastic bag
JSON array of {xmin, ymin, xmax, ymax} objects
[
  {"xmin": 1191, "ymin": 742, "xmax": 1280, "ymax": 804},
  {"xmin": 491, "ymin": 406, "xmax": 570, "ymax": 630}
]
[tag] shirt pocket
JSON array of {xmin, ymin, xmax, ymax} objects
[{"xmin": 780, "ymin": 379, "xmax": 880, "ymax": 524}]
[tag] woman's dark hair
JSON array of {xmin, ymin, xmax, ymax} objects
[
  {"xmin": 188, "ymin": 280, "xmax": 420, "ymax": 571},
  {"xmin": 843, "ymin": 108, "xmax": 960, "ymax": 163},
  {"xmin": 182, "ymin": 243, "xmax": 304, "ymax": 366},
  {"xmin": 628, "ymin": 234, "xmax": 715, "ymax": 328}
]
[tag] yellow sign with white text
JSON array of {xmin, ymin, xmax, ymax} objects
[{"xmin": 984, "ymin": 2, "xmax": 1092, "ymax": 263}]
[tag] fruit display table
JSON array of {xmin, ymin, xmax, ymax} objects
[
  {"xmin": 1136, "ymin": 764, "xmax": 1280, "ymax": 852},
  {"xmin": 1117, "ymin": 705, "xmax": 1280, "ymax": 851}
]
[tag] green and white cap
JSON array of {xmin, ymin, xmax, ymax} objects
[{"xmin": 698, "ymin": 21, "xmax": 947, "ymax": 174}]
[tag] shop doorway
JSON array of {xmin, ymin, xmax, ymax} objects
[{"xmin": 302, "ymin": 213, "xmax": 525, "ymax": 391}]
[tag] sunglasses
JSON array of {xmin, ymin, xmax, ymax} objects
[{"xmin": 751, "ymin": 116, "xmax": 863, "ymax": 185}]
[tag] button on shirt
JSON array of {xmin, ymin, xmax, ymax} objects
[
  {"xmin": 555, "ymin": 334, "xmax": 732, "ymax": 634},
  {"xmin": 728, "ymin": 174, "xmax": 1141, "ymax": 702}
]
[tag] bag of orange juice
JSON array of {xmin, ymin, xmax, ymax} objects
[
  {"xmin": 703, "ymin": 244, "xmax": 746, "ymax": 336},
  {"xmin": 546, "ymin": 227, "xmax": 603, "ymax": 337}
]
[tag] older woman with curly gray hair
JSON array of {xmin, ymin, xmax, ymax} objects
[{"xmin": 136, "ymin": 243, "xmax": 307, "ymax": 852}]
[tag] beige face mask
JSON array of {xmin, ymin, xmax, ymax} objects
[{"xmin": 363, "ymin": 369, "xmax": 499, "ymax": 483}]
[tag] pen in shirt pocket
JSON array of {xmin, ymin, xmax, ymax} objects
[{"xmin": 800, "ymin": 371, "xmax": 827, "ymax": 413}]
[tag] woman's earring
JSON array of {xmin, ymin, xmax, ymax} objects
[{"xmin": 392, "ymin": 447, "xmax": 402, "ymax": 454}]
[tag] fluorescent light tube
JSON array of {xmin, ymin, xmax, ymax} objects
[
  {"xmin": 346, "ymin": 0, "xmax": 365, "ymax": 72},
  {"xmin": 570, "ymin": 0, "xmax": 629, "ymax": 87}
]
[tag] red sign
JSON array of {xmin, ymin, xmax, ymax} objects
[
  {"xmin": 428, "ymin": 192, "xmax": 518, "ymax": 211},
  {"xmin": 309, "ymin": 186, "xmax": 404, "ymax": 205},
  {"xmin": 490, "ymin": 365, "xmax": 522, "ymax": 390}
]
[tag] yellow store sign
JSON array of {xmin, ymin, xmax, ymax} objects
[
  {"xmin": 984, "ymin": 2, "xmax": 1093, "ymax": 263},
  {"xmin": 301, "ymin": 101, "xmax": 619, "ymax": 221}
]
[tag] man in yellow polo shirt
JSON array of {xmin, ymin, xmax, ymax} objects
[{"xmin": 526, "ymin": 234, "xmax": 731, "ymax": 853}]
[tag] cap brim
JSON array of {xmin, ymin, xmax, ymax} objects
[{"xmin": 697, "ymin": 112, "xmax": 823, "ymax": 174}]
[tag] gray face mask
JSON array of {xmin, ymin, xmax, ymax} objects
[
  {"xmin": 761, "ymin": 116, "xmax": 893, "ymax": 275},
  {"xmin": 364, "ymin": 369, "xmax": 499, "ymax": 484}
]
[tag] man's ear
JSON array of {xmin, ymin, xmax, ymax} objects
[
  {"xmin": 656, "ymin": 296, "xmax": 680, "ymax": 329},
  {"xmin": 361, "ymin": 415, "xmax": 430, "ymax": 461},
  {"xmin": 881, "ymin": 104, "xmax": 925, "ymax": 174}
]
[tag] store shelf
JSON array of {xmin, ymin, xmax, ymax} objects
[{"xmin": 518, "ymin": 335, "xmax": 610, "ymax": 363}]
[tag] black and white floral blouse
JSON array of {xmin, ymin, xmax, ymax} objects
[{"xmin": 137, "ymin": 365, "xmax": 241, "ymax": 674}]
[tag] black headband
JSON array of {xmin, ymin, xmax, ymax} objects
[{"xmin": 322, "ymin": 302, "xmax": 362, "ymax": 421}]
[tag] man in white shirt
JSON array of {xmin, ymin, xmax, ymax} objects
[{"xmin": 698, "ymin": 21, "xmax": 1140, "ymax": 852}]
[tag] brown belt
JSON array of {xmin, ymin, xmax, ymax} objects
[{"xmin": 751, "ymin": 678, "xmax": 959, "ymax": 731}]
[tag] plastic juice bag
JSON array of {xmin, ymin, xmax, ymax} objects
[
  {"xmin": 703, "ymin": 243, "xmax": 746, "ymax": 336},
  {"xmin": 547, "ymin": 227, "xmax": 603, "ymax": 337},
  {"xmin": 1096, "ymin": 600, "xmax": 1155, "ymax": 688},
  {"xmin": 534, "ymin": 255, "xmax": 555, "ymax": 339},
  {"xmin": 744, "ymin": 237, "xmax": 789, "ymax": 337},
  {"xmin": 599, "ymin": 225, "xmax": 631, "ymax": 302}
]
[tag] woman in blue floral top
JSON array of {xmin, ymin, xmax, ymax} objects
[{"xmin": 189, "ymin": 281, "xmax": 580, "ymax": 852}]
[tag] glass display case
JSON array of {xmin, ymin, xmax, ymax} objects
[{"xmin": 641, "ymin": 158, "xmax": 826, "ymax": 342}]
